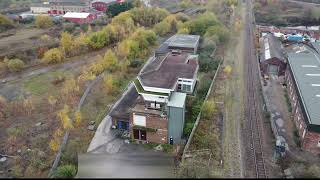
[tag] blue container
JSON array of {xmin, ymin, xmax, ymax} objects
[{"xmin": 287, "ymin": 35, "xmax": 304, "ymax": 41}]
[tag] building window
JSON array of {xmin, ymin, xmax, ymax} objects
[{"xmin": 182, "ymin": 84, "xmax": 191, "ymax": 92}]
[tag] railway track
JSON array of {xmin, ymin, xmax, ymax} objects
[{"xmin": 244, "ymin": 0, "xmax": 267, "ymax": 178}]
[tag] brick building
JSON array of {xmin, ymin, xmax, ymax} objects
[
  {"xmin": 130, "ymin": 52, "xmax": 198, "ymax": 145},
  {"xmin": 63, "ymin": 12, "xmax": 97, "ymax": 24},
  {"xmin": 91, "ymin": 0, "xmax": 123, "ymax": 12},
  {"xmin": 285, "ymin": 50, "xmax": 320, "ymax": 155},
  {"xmin": 48, "ymin": 0, "xmax": 91, "ymax": 14}
]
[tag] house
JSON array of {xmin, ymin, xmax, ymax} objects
[
  {"xmin": 91, "ymin": 0, "xmax": 123, "ymax": 12},
  {"xmin": 285, "ymin": 49, "xmax": 320, "ymax": 155},
  {"xmin": 63, "ymin": 12, "xmax": 97, "ymax": 24},
  {"xmin": 129, "ymin": 52, "xmax": 199, "ymax": 145},
  {"xmin": 30, "ymin": 2, "xmax": 51, "ymax": 14},
  {"xmin": 259, "ymin": 33, "xmax": 287, "ymax": 76},
  {"xmin": 155, "ymin": 34, "xmax": 200, "ymax": 56},
  {"xmin": 48, "ymin": 0, "xmax": 91, "ymax": 14}
]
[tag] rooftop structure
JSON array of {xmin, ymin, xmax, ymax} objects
[
  {"xmin": 287, "ymin": 51, "xmax": 320, "ymax": 127},
  {"xmin": 156, "ymin": 34, "xmax": 200, "ymax": 55}
]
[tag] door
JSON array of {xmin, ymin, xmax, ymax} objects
[
  {"xmin": 268, "ymin": 64, "xmax": 279, "ymax": 75},
  {"xmin": 133, "ymin": 129, "xmax": 147, "ymax": 140}
]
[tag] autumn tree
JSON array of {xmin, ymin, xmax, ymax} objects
[
  {"xmin": 117, "ymin": 39, "xmax": 139, "ymax": 60},
  {"xmin": 103, "ymin": 75, "xmax": 118, "ymax": 95},
  {"xmin": 42, "ymin": 48, "xmax": 65, "ymax": 64},
  {"xmin": 153, "ymin": 21, "xmax": 171, "ymax": 36},
  {"xmin": 74, "ymin": 33, "xmax": 90, "ymax": 53},
  {"xmin": 35, "ymin": 15, "xmax": 54, "ymax": 29},
  {"xmin": 74, "ymin": 111, "xmax": 82, "ymax": 128},
  {"xmin": 204, "ymin": 25, "xmax": 230, "ymax": 44},
  {"xmin": 60, "ymin": 32, "xmax": 74, "ymax": 56},
  {"xmin": 103, "ymin": 49, "xmax": 118, "ymax": 72},
  {"xmin": 89, "ymin": 30, "xmax": 110, "ymax": 49}
]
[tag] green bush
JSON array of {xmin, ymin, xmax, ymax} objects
[
  {"xmin": 183, "ymin": 122, "xmax": 194, "ymax": 137},
  {"xmin": 54, "ymin": 164, "xmax": 77, "ymax": 178},
  {"xmin": 7, "ymin": 58, "xmax": 25, "ymax": 72},
  {"xmin": 162, "ymin": 144, "xmax": 174, "ymax": 153}
]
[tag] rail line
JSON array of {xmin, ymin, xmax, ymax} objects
[{"xmin": 244, "ymin": 0, "xmax": 267, "ymax": 178}]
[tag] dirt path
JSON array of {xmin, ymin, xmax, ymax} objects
[{"xmin": 221, "ymin": 3, "xmax": 245, "ymax": 178}]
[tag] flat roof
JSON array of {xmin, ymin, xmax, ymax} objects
[
  {"xmin": 139, "ymin": 53, "xmax": 198, "ymax": 89},
  {"xmin": 167, "ymin": 92, "xmax": 186, "ymax": 108},
  {"xmin": 63, "ymin": 12, "xmax": 90, "ymax": 18},
  {"xmin": 165, "ymin": 34, "xmax": 200, "ymax": 49},
  {"xmin": 287, "ymin": 51, "xmax": 320, "ymax": 126}
]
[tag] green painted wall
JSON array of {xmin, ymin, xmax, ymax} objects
[{"xmin": 168, "ymin": 106, "xmax": 185, "ymax": 144}]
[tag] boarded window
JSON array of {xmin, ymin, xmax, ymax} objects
[{"xmin": 133, "ymin": 114, "xmax": 146, "ymax": 127}]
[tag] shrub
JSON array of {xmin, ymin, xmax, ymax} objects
[
  {"xmin": 53, "ymin": 164, "xmax": 77, "ymax": 178},
  {"xmin": 162, "ymin": 144, "xmax": 174, "ymax": 153},
  {"xmin": 42, "ymin": 48, "xmax": 65, "ymax": 64},
  {"xmin": 183, "ymin": 122, "xmax": 194, "ymax": 137},
  {"xmin": 7, "ymin": 58, "xmax": 25, "ymax": 72},
  {"xmin": 201, "ymin": 100, "xmax": 216, "ymax": 120},
  {"xmin": 35, "ymin": 15, "xmax": 54, "ymax": 29}
]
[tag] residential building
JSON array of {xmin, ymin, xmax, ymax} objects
[
  {"xmin": 91, "ymin": 0, "xmax": 123, "ymax": 12},
  {"xmin": 259, "ymin": 33, "xmax": 287, "ymax": 76},
  {"xmin": 130, "ymin": 52, "xmax": 199, "ymax": 144},
  {"xmin": 48, "ymin": 0, "xmax": 91, "ymax": 14},
  {"xmin": 63, "ymin": 12, "xmax": 97, "ymax": 23},
  {"xmin": 30, "ymin": 2, "xmax": 51, "ymax": 14},
  {"xmin": 285, "ymin": 49, "xmax": 320, "ymax": 154}
]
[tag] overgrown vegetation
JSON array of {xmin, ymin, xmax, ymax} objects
[{"xmin": 284, "ymin": 88, "xmax": 292, "ymax": 112}]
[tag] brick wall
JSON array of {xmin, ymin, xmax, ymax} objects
[
  {"xmin": 130, "ymin": 112, "xmax": 168, "ymax": 144},
  {"xmin": 303, "ymin": 131, "xmax": 320, "ymax": 154},
  {"xmin": 285, "ymin": 68, "xmax": 320, "ymax": 155}
]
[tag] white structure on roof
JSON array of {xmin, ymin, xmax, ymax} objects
[{"xmin": 63, "ymin": 12, "xmax": 90, "ymax": 18}]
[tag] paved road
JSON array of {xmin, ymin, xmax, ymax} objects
[{"xmin": 78, "ymin": 145, "xmax": 175, "ymax": 178}]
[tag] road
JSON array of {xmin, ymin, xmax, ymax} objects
[{"xmin": 242, "ymin": 0, "xmax": 267, "ymax": 178}]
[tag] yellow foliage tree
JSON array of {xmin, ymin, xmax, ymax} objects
[
  {"xmin": 103, "ymin": 75, "xmax": 118, "ymax": 95},
  {"xmin": 60, "ymin": 32, "xmax": 74, "ymax": 56},
  {"xmin": 224, "ymin": 65, "xmax": 232, "ymax": 77},
  {"xmin": 42, "ymin": 48, "xmax": 65, "ymax": 64},
  {"xmin": 103, "ymin": 49, "xmax": 118, "ymax": 72},
  {"xmin": 35, "ymin": 15, "xmax": 54, "ymax": 29},
  {"xmin": 57, "ymin": 105, "xmax": 73, "ymax": 130},
  {"xmin": 74, "ymin": 111, "xmax": 82, "ymax": 128}
]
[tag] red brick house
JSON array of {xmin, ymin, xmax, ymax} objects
[
  {"xmin": 286, "ymin": 51, "xmax": 320, "ymax": 155},
  {"xmin": 91, "ymin": 0, "xmax": 123, "ymax": 12},
  {"xmin": 63, "ymin": 12, "xmax": 97, "ymax": 24}
]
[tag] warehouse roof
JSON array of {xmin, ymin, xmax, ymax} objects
[
  {"xmin": 261, "ymin": 33, "xmax": 285, "ymax": 62},
  {"xmin": 139, "ymin": 52, "xmax": 198, "ymax": 89},
  {"xmin": 287, "ymin": 51, "xmax": 320, "ymax": 126},
  {"xmin": 165, "ymin": 34, "xmax": 200, "ymax": 49},
  {"xmin": 63, "ymin": 12, "xmax": 90, "ymax": 18}
]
